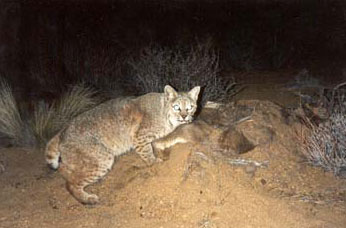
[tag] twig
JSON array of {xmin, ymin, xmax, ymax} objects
[
  {"xmin": 195, "ymin": 151, "xmax": 210, "ymax": 161},
  {"xmin": 234, "ymin": 115, "xmax": 252, "ymax": 125},
  {"xmin": 0, "ymin": 162, "xmax": 5, "ymax": 174},
  {"xmin": 227, "ymin": 158, "xmax": 269, "ymax": 168},
  {"xmin": 333, "ymin": 81, "xmax": 346, "ymax": 91},
  {"xmin": 331, "ymin": 81, "xmax": 346, "ymax": 108}
]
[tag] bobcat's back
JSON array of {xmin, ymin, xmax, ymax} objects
[{"xmin": 45, "ymin": 98, "xmax": 144, "ymax": 169}]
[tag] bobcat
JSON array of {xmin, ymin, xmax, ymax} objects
[{"xmin": 45, "ymin": 85, "xmax": 200, "ymax": 204}]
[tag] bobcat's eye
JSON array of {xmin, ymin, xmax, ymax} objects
[
  {"xmin": 186, "ymin": 105, "xmax": 193, "ymax": 111},
  {"xmin": 173, "ymin": 104, "xmax": 180, "ymax": 111}
]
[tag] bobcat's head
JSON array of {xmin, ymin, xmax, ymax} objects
[{"xmin": 164, "ymin": 85, "xmax": 200, "ymax": 128}]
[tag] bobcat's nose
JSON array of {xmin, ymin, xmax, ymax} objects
[{"xmin": 181, "ymin": 114, "xmax": 187, "ymax": 119}]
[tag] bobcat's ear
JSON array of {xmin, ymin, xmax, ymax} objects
[
  {"xmin": 188, "ymin": 86, "xmax": 201, "ymax": 101},
  {"xmin": 164, "ymin": 85, "xmax": 178, "ymax": 100}
]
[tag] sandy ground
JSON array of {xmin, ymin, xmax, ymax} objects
[{"xmin": 0, "ymin": 82, "xmax": 345, "ymax": 228}]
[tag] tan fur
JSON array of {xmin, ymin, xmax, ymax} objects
[
  {"xmin": 153, "ymin": 120, "xmax": 255, "ymax": 160},
  {"xmin": 152, "ymin": 121, "xmax": 220, "ymax": 158},
  {"xmin": 45, "ymin": 85, "xmax": 200, "ymax": 204}
]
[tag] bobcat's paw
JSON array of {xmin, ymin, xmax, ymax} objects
[
  {"xmin": 83, "ymin": 194, "xmax": 99, "ymax": 205},
  {"xmin": 155, "ymin": 157, "xmax": 163, "ymax": 163},
  {"xmin": 152, "ymin": 141, "xmax": 166, "ymax": 151},
  {"xmin": 152, "ymin": 143, "xmax": 166, "ymax": 159},
  {"xmin": 144, "ymin": 156, "xmax": 162, "ymax": 166}
]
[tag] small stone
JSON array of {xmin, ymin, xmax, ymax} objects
[
  {"xmin": 210, "ymin": 211, "xmax": 218, "ymax": 217},
  {"xmin": 260, "ymin": 179, "xmax": 267, "ymax": 185},
  {"xmin": 245, "ymin": 165, "xmax": 257, "ymax": 177}
]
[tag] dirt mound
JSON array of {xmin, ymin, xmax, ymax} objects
[{"xmin": 0, "ymin": 100, "xmax": 345, "ymax": 228}]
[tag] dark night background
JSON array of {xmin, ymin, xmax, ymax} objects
[{"xmin": 1, "ymin": 0, "xmax": 346, "ymax": 98}]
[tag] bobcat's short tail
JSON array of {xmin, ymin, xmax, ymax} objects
[{"xmin": 45, "ymin": 134, "xmax": 61, "ymax": 170}]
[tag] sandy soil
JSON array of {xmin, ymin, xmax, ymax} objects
[{"xmin": 0, "ymin": 82, "xmax": 345, "ymax": 228}]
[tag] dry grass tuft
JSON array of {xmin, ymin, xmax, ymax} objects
[
  {"xmin": 0, "ymin": 79, "xmax": 35, "ymax": 146},
  {"xmin": 0, "ymin": 79, "xmax": 24, "ymax": 143},
  {"xmin": 32, "ymin": 84, "xmax": 98, "ymax": 147}
]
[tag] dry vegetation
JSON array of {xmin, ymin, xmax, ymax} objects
[
  {"xmin": 0, "ymin": 79, "xmax": 33, "ymax": 146},
  {"xmin": 31, "ymin": 84, "xmax": 99, "ymax": 147},
  {"xmin": 299, "ymin": 83, "xmax": 346, "ymax": 176},
  {"xmin": 0, "ymin": 80, "xmax": 98, "ymax": 148},
  {"xmin": 129, "ymin": 41, "xmax": 237, "ymax": 103}
]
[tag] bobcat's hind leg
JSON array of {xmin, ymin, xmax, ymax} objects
[
  {"xmin": 59, "ymin": 145, "xmax": 115, "ymax": 205},
  {"xmin": 61, "ymin": 162, "xmax": 112, "ymax": 205},
  {"xmin": 66, "ymin": 180, "xmax": 100, "ymax": 205}
]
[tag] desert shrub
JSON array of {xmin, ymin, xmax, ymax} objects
[
  {"xmin": 0, "ymin": 78, "xmax": 35, "ymax": 146},
  {"xmin": 31, "ymin": 84, "xmax": 98, "ymax": 147},
  {"xmin": 300, "ymin": 83, "xmax": 346, "ymax": 176},
  {"xmin": 129, "ymin": 41, "xmax": 236, "ymax": 104}
]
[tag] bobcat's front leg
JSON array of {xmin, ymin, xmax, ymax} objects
[
  {"xmin": 135, "ymin": 143, "xmax": 163, "ymax": 165},
  {"xmin": 152, "ymin": 132, "xmax": 188, "ymax": 160},
  {"xmin": 133, "ymin": 133, "xmax": 161, "ymax": 165}
]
